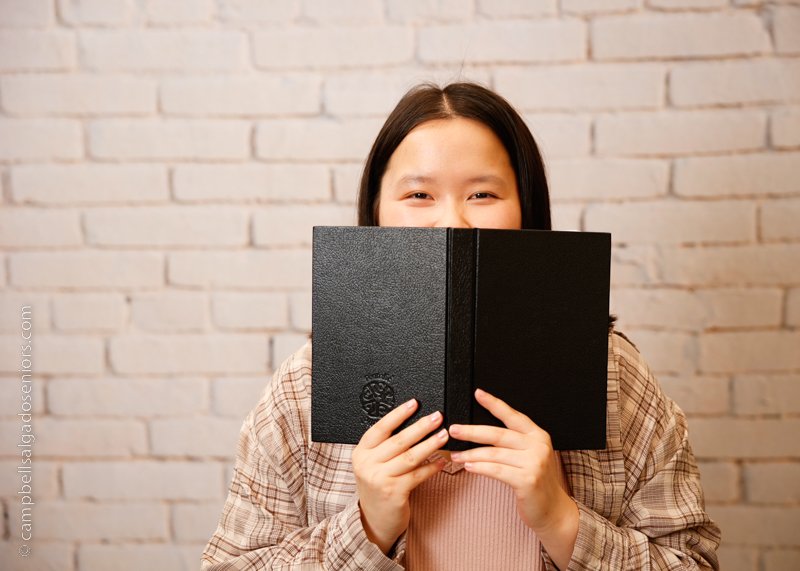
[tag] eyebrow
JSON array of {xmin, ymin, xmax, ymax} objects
[{"xmin": 396, "ymin": 174, "xmax": 506, "ymax": 186}]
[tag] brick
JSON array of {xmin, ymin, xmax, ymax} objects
[
  {"xmin": 775, "ymin": 6, "xmax": 800, "ymax": 54},
  {"xmin": 595, "ymin": 110, "xmax": 766, "ymax": 156},
  {"xmin": 304, "ymin": 0, "xmax": 384, "ymax": 23},
  {"xmin": 169, "ymin": 250, "xmax": 312, "ymax": 289},
  {"xmin": 10, "ymin": 164, "xmax": 169, "ymax": 205},
  {"xmin": 659, "ymin": 244, "xmax": 800, "ymax": 286},
  {"xmin": 218, "ymin": 0, "xmax": 299, "ymax": 23},
  {"xmin": 613, "ymin": 287, "xmax": 782, "ymax": 330},
  {"xmin": 550, "ymin": 203, "xmax": 583, "ymax": 231},
  {"xmin": 708, "ymin": 505, "xmax": 800, "ymax": 545},
  {"xmin": 386, "ymin": 0, "xmax": 472, "ymax": 22},
  {"xmin": 80, "ymin": 30, "xmax": 247, "ymax": 72},
  {"xmin": 0, "ymin": 460, "xmax": 58, "ymax": 498},
  {"xmin": 495, "ymin": 64, "xmax": 663, "ymax": 111},
  {"xmin": 692, "ymin": 418, "xmax": 800, "ymax": 459},
  {"xmin": 256, "ymin": 118, "xmax": 381, "ymax": 160},
  {"xmin": 562, "ymin": 0, "xmax": 637, "ymax": 14},
  {"xmin": 762, "ymin": 198, "xmax": 800, "ymax": 241},
  {"xmin": 89, "ymin": 119, "xmax": 250, "ymax": 160},
  {"xmin": 59, "ymin": 0, "xmax": 133, "ymax": 25},
  {"xmin": 0, "ymin": 208, "xmax": 82, "ymax": 248},
  {"xmin": 0, "ymin": 31, "xmax": 76, "ymax": 71},
  {"xmin": 253, "ymin": 27, "xmax": 413, "ymax": 69},
  {"xmin": 150, "ymin": 417, "xmax": 242, "ymax": 456},
  {"xmin": 524, "ymin": 114, "xmax": 591, "ymax": 158},
  {"xmin": 697, "ymin": 462, "xmax": 739, "ymax": 503},
  {"xmin": 0, "ymin": 119, "xmax": 82, "ymax": 161},
  {"xmin": 173, "ymin": 502, "xmax": 226, "ymax": 541},
  {"xmin": 49, "ymin": 377, "xmax": 208, "ymax": 416},
  {"xmin": 64, "ymin": 461, "xmax": 221, "ymax": 500},
  {"xmin": 658, "ymin": 375, "xmax": 730, "ymax": 415},
  {"xmin": 143, "ymin": 0, "xmax": 214, "ymax": 23},
  {"xmin": 649, "ymin": 0, "xmax": 726, "ymax": 7},
  {"xmin": 476, "ymin": 0, "xmax": 556, "ymax": 17},
  {"xmin": 618, "ymin": 329, "xmax": 695, "ymax": 374},
  {"xmin": 789, "ymin": 288, "xmax": 800, "ymax": 326},
  {"xmin": 0, "ymin": 375, "xmax": 45, "ymax": 416},
  {"xmin": 0, "ymin": 334, "xmax": 103, "ymax": 375},
  {"xmin": 333, "ymin": 164, "xmax": 365, "ymax": 204},
  {"xmin": 9, "ymin": 501, "xmax": 167, "ymax": 540},
  {"xmin": 161, "ymin": 75, "xmax": 320, "ymax": 117},
  {"xmin": 79, "ymin": 543, "xmax": 202, "ymax": 571},
  {"xmin": 212, "ymin": 292, "xmax": 288, "ymax": 330},
  {"xmin": 110, "ymin": 334, "xmax": 268, "ymax": 374},
  {"xmin": 700, "ymin": 331, "xmax": 800, "ymax": 373},
  {"xmin": 733, "ymin": 374, "xmax": 800, "ymax": 415},
  {"xmin": 0, "ymin": 294, "xmax": 49, "ymax": 333},
  {"xmin": 323, "ymin": 69, "xmax": 491, "ymax": 116},
  {"xmin": 0, "ymin": 541, "xmax": 73, "ymax": 571},
  {"xmin": 130, "ymin": 292, "xmax": 206, "ymax": 332},
  {"xmin": 419, "ymin": 21, "xmax": 586, "ymax": 64},
  {"xmin": 253, "ymin": 204, "xmax": 354, "ymax": 246},
  {"xmin": 84, "ymin": 206, "xmax": 249, "ymax": 247},
  {"xmin": 0, "ymin": 0, "xmax": 54, "ymax": 26},
  {"xmin": 764, "ymin": 550, "xmax": 800, "ymax": 571},
  {"xmin": 548, "ymin": 159, "xmax": 668, "ymax": 201},
  {"xmin": 674, "ymin": 153, "xmax": 800, "ymax": 197},
  {"xmin": 671, "ymin": 59, "xmax": 800, "ymax": 107},
  {"xmin": 52, "ymin": 293, "xmax": 126, "ymax": 332},
  {"xmin": 1, "ymin": 75, "xmax": 156, "ymax": 115},
  {"xmin": 611, "ymin": 245, "xmax": 660, "ymax": 286},
  {"xmin": 212, "ymin": 377, "xmax": 267, "ymax": 416},
  {"xmin": 744, "ymin": 463, "xmax": 800, "ymax": 503},
  {"xmin": 585, "ymin": 200, "xmax": 756, "ymax": 245},
  {"xmin": 30, "ymin": 418, "xmax": 148, "ymax": 457},
  {"xmin": 772, "ymin": 108, "xmax": 800, "ymax": 148},
  {"xmin": 592, "ymin": 12, "xmax": 771, "ymax": 60},
  {"xmin": 10, "ymin": 251, "xmax": 163, "ymax": 288},
  {"xmin": 716, "ymin": 546, "xmax": 758, "ymax": 571},
  {"xmin": 289, "ymin": 292, "xmax": 311, "ymax": 330},
  {"xmin": 173, "ymin": 164, "xmax": 330, "ymax": 203},
  {"xmin": 273, "ymin": 332, "xmax": 310, "ymax": 366}
]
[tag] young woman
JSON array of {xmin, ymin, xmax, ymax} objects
[{"xmin": 202, "ymin": 82, "xmax": 721, "ymax": 570}]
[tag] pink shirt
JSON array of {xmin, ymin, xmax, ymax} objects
[{"xmin": 406, "ymin": 452, "xmax": 571, "ymax": 571}]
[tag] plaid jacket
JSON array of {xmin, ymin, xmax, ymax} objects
[{"xmin": 202, "ymin": 329, "xmax": 721, "ymax": 570}]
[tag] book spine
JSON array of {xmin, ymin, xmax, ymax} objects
[{"xmin": 445, "ymin": 229, "xmax": 476, "ymax": 447}]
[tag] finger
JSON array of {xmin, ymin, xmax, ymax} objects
[
  {"xmin": 359, "ymin": 398, "xmax": 417, "ymax": 449},
  {"xmin": 385, "ymin": 427, "xmax": 449, "ymax": 476},
  {"xmin": 450, "ymin": 445, "xmax": 528, "ymax": 469},
  {"xmin": 448, "ymin": 423, "xmax": 527, "ymax": 449},
  {"xmin": 397, "ymin": 456, "xmax": 447, "ymax": 490},
  {"xmin": 374, "ymin": 410, "xmax": 444, "ymax": 463},
  {"xmin": 462, "ymin": 461, "xmax": 520, "ymax": 488},
  {"xmin": 474, "ymin": 388, "xmax": 538, "ymax": 434}
]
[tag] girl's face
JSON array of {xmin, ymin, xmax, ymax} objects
[{"xmin": 376, "ymin": 117, "xmax": 522, "ymax": 229}]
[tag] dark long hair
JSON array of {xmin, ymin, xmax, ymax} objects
[{"xmin": 357, "ymin": 82, "xmax": 551, "ymax": 230}]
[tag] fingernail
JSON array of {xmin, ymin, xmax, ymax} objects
[
  {"xmin": 451, "ymin": 452, "xmax": 462, "ymax": 461},
  {"xmin": 406, "ymin": 399, "xmax": 416, "ymax": 409},
  {"xmin": 475, "ymin": 388, "xmax": 486, "ymax": 397},
  {"xmin": 449, "ymin": 424, "xmax": 460, "ymax": 435},
  {"xmin": 464, "ymin": 462, "xmax": 475, "ymax": 470},
  {"xmin": 428, "ymin": 411, "xmax": 442, "ymax": 424},
  {"xmin": 437, "ymin": 428, "xmax": 448, "ymax": 440}
]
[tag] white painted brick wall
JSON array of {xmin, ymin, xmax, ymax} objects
[{"xmin": 1, "ymin": 1, "xmax": 799, "ymax": 566}]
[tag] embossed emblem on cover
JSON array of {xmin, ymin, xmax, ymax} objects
[{"xmin": 360, "ymin": 374, "xmax": 395, "ymax": 419}]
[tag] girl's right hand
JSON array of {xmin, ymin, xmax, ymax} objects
[{"xmin": 352, "ymin": 398, "xmax": 450, "ymax": 555}]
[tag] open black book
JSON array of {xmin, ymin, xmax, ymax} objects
[{"xmin": 311, "ymin": 226, "xmax": 610, "ymax": 451}]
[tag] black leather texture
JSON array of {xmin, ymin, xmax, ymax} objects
[{"xmin": 311, "ymin": 226, "xmax": 610, "ymax": 451}]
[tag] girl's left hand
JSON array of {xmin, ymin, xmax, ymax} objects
[{"xmin": 448, "ymin": 388, "xmax": 579, "ymax": 567}]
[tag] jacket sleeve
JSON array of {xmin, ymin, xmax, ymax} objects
[
  {"xmin": 201, "ymin": 347, "xmax": 405, "ymax": 571},
  {"xmin": 545, "ymin": 332, "xmax": 721, "ymax": 570}
]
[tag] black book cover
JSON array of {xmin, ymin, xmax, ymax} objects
[{"xmin": 311, "ymin": 226, "xmax": 610, "ymax": 450}]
